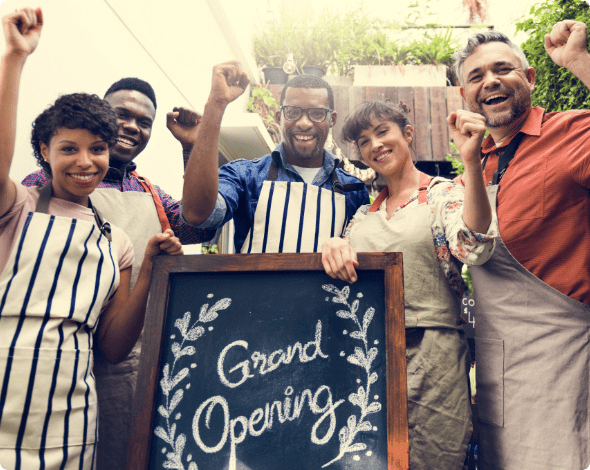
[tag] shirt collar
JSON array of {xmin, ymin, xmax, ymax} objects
[
  {"xmin": 271, "ymin": 143, "xmax": 340, "ymax": 184},
  {"xmin": 481, "ymin": 105, "xmax": 544, "ymax": 153},
  {"xmin": 103, "ymin": 161, "xmax": 137, "ymax": 182}
]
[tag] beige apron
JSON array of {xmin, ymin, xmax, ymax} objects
[
  {"xmin": 0, "ymin": 185, "xmax": 119, "ymax": 470},
  {"xmin": 241, "ymin": 164, "xmax": 348, "ymax": 253},
  {"xmin": 349, "ymin": 174, "xmax": 472, "ymax": 469},
  {"xmin": 472, "ymin": 185, "xmax": 590, "ymax": 470}
]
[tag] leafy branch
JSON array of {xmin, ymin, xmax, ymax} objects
[
  {"xmin": 153, "ymin": 297, "xmax": 231, "ymax": 470},
  {"xmin": 321, "ymin": 284, "xmax": 381, "ymax": 467}
]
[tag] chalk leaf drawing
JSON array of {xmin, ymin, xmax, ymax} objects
[
  {"xmin": 322, "ymin": 284, "xmax": 382, "ymax": 468},
  {"xmin": 154, "ymin": 296, "xmax": 232, "ymax": 470}
]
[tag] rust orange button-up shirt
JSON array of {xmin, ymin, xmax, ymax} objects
[{"xmin": 476, "ymin": 106, "xmax": 590, "ymax": 304}]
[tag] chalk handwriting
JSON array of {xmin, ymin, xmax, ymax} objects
[
  {"xmin": 217, "ymin": 320, "xmax": 329, "ymax": 388},
  {"xmin": 192, "ymin": 385, "xmax": 344, "ymax": 470}
]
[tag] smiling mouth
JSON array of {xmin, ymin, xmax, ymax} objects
[
  {"xmin": 482, "ymin": 93, "xmax": 509, "ymax": 106},
  {"xmin": 69, "ymin": 173, "xmax": 98, "ymax": 182},
  {"xmin": 375, "ymin": 150, "xmax": 392, "ymax": 162},
  {"xmin": 117, "ymin": 136, "xmax": 138, "ymax": 148},
  {"xmin": 294, "ymin": 134, "xmax": 316, "ymax": 143}
]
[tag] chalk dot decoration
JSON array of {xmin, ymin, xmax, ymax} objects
[
  {"xmin": 321, "ymin": 284, "xmax": 382, "ymax": 468},
  {"xmin": 343, "ymin": 330, "xmax": 348, "ymax": 335},
  {"xmin": 153, "ymin": 298, "xmax": 232, "ymax": 470}
]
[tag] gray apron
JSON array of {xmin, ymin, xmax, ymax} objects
[
  {"xmin": 350, "ymin": 173, "xmax": 472, "ymax": 469},
  {"xmin": 472, "ymin": 184, "xmax": 590, "ymax": 470}
]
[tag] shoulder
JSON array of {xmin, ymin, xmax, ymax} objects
[
  {"xmin": 219, "ymin": 155, "xmax": 272, "ymax": 180},
  {"xmin": 21, "ymin": 169, "xmax": 50, "ymax": 187},
  {"xmin": 335, "ymin": 167, "xmax": 366, "ymax": 185},
  {"xmin": 427, "ymin": 176, "xmax": 462, "ymax": 201}
]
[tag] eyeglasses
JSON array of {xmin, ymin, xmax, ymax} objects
[{"xmin": 280, "ymin": 106, "xmax": 331, "ymax": 123}]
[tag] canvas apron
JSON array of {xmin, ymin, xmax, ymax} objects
[
  {"xmin": 472, "ymin": 184, "xmax": 590, "ymax": 470},
  {"xmin": 0, "ymin": 185, "xmax": 119, "ymax": 470},
  {"xmin": 241, "ymin": 163, "xmax": 352, "ymax": 253},
  {"xmin": 349, "ymin": 173, "xmax": 472, "ymax": 470}
]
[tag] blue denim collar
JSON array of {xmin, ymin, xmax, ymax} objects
[{"xmin": 271, "ymin": 143, "xmax": 340, "ymax": 185}]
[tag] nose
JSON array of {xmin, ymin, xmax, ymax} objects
[
  {"xmin": 294, "ymin": 111, "xmax": 313, "ymax": 129},
  {"xmin": 482, "ymin": 70, "xmax": 501, "ymax": 89},
  {"xmin": 121, "ymin": 118, "xmax": 139, "ymax": 134},
  {"xmin": 76, "ymin": 149, "xmax": 92, "ymax": 168},
  {"xmin": 371, "ymin": 136, "xmax": 383, "ymax": 154}
]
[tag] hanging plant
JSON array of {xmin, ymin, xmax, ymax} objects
[{"xmin": 247, "ymin": 85, "xmax": 281, "ymax": 145}]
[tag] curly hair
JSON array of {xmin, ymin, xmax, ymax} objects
[
  {"xmin": 31, "ymin": 93, "xmax": 119, "ymax": 176},
  {"xmin": 104, "ymin": 77, "xmax": 157, "ymax": 110},
  {"xmin": 341, "ymin": 100, "xmax": 413, "ymax": 145}
]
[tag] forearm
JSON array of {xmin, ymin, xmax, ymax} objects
[
  {"xmin": 182, "ymin": 100, "xmax": 226, "ymax": 225},
  {"xmin": 98, "ymin": 259, "xmax": 154, "ymax": 364},
  {"xmin": 461, "ymin": 159, "xmax": 492, "ymax": 234},
  {"xmin": 0, "ymin": 52, "xmax": 26, "ymax": 184},
  {"xmin": 568, "ymin": 53, "xmax": 590, "ymax": 90}
]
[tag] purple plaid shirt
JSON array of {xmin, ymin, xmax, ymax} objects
[{"xmin": 21, "ymin": 149, "xmax": 215, "ymax": 244}]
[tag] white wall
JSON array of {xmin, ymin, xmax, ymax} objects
[{"xmin": 1, "ymin": 0, "xmax": 259, "ymax": 200}]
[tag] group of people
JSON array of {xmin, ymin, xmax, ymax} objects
[{"xmin": 0, "ymin": 5, "xmax": 588, "ymax": 470}]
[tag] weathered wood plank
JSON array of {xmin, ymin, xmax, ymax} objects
[
  {"xmin": 430, "ymin": 87, "xmax": 448, "ymax": 161},
  {"xmin": 413, "ymin": 87, "xmax": 432, "ymax": 161},
  {"xmin": 446, "ymin": 86, "xmax": 466, "ymax": 155}
]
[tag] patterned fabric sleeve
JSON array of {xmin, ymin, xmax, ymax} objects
[
  {"xmin": 152, "ymin": 183, "xmax": 216, "ymax": 244},
  {"xmin": 342, "ymin": 204, "xmax": 370, "ymax": 239},
  {"xmin": 21, "ymin": 169, "xmax": 49, "ymax": 187},
  {"xmin": 427, "ymin": 177, "xmax": 497, "ymax": 267}
]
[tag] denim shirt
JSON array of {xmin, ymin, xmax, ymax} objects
[{"xmin": 182, "ymin": 143, "xmax": 370, "ymax": 252}]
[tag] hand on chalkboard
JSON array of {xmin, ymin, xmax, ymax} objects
[
  {"xmin": 145, "ymin": 229, "xmax": 183, "ymax": 258},
  {"xmin": 322, "ymin": 237, "xmax": 358, "ymax": 284}
]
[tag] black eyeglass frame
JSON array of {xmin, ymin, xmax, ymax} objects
[{"xmin": 280, "ymin": 105, "xmax": 332, "ymax": 123}]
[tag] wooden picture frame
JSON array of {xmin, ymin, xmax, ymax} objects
[{"xmin": 126, "ymin": 253, "xmax": 408, "ymax": 470}]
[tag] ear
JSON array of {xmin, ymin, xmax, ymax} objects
[
  {"xmin": 40, "ymin": 142, "xmax": 49, "ymax": 161},
  {"xmin": 404, "ymin": 125, "xmax": 414, "ymax": 143},
  {"xmin": 526, "ymin": 67, "xmax": 536, "ymax": 93},
  {"xmin": 460, "ymin": 87, "xmax": 466, "ymax": 100},
  {"xmin": 275, "ymin": 109, "xmax": 282, "ymax": 126},
  {"xmin": 329, "ymin": 110, "xmax": 337, "ymax": 128}
]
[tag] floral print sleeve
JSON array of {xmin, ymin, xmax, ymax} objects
[{"xmin": 342, "ymin": 203, "xmax": 371, "ymax": 239}]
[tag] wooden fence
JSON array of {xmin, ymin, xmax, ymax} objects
[{"xmin": 269, "ymin": 85, "xmax": 466, "ymax": 162}]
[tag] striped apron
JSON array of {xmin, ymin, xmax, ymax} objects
[
  {"xmin": 0, "ymin": 185, "xmax": 119, "ymax": 470},
  {"xmin": 241, "ymin": 163, "xmax": 348, "ymax": 253}
]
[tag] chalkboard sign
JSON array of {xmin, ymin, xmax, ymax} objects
[{"xmin": 127, "ymin": 253, "xmax": 408, "ymax": 470}]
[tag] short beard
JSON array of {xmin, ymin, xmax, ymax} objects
[{"xmin": 484, "ymin": 99, "xmax": 529, "ymax": 128}]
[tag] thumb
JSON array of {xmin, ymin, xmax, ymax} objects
[{"xmin": 166, "ymin": 111, "xmax": 179, "ymax": 128}]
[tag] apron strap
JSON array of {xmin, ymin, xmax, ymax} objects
[
  {"xmin": 36, "ymin": 183, "xmax": 112, "ymax": 242},
  {"xmin": 129, "ymin": 170, "xmax": 172, "ymax": 232},
  {"xmin": 368, "ymin": 172, "xmax": 433, "ymax": 212},
  {"xmin": 482, "ymin": 132, "xmax": 525, "ymax": 185},
  {"xmin": 35, "ymin": 183, "xmax": 53, "ymax": 214},
  {"xmin": 268, "ymin": 160, "xmax": 365, "ymax": 194}
]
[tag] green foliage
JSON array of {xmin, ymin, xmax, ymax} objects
[
  {"xmin": 516, "ymin": 0, "xmax": 590, "ymax": 111},
  {"xmin": 445, "ymin": 142, "xmax": 464, "ymax": 175},
  {"xmin": 201, "ymin": 244, "xmax": 219, "ymax": 254},
  {"xmin": 254, "ymin": 6, "xmax": 465, "ymax": 77},
  {"xmin": 247, "ymin": 86, "xmax": 281, "ymax": 145}
]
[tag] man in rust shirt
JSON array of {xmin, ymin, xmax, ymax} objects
[{"xmin": 453, "ymin": 21, "xmax": 590, "ymax": 470}]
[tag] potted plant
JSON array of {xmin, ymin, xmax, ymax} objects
[{"xmin": 247, "ymin": 85, "xmax": 281, "ymax": 145}]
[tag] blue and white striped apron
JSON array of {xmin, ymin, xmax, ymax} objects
[
  {"xmin": 0, "ymin": 188, "xmax": 119, "ymax": 470},
  {"xmin": 241, "ymin": 165, "xmax": 348, "ymax": 253}
]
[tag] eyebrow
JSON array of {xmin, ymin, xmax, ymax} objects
[{"xmin": 113, "ymin": 106, "xmax": 153, "ymax": 123}]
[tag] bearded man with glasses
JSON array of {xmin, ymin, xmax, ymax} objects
[{"xmin": 181, "ymin": 62, "xmax": 369, "ymax": 253}]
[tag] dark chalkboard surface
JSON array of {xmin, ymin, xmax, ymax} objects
[{"xmin": 127, "ymin": 253, "xmax": 408, "ymax": 470}]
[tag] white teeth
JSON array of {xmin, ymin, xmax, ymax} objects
[
  {"xmin": 484, "ymin": 93, "xmax": 508, "ymax": 104},
  {"xmin": 71, "ymin": 174, "xmax": 94, "ymax": 181},
  {"xmin": 295, "ymin": 135, "xmax": 314, "ymax": 141},
  {"xmin": 375, "ymin": 151, "xmax": 391, "ymax": 162},
  {"xmin": 118, "ymin": 137, "xmax": 136, "ymax": 146}
]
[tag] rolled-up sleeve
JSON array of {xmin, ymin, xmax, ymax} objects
[{"xmin": 429, "ymin": 178, "xmax": 498, "ymax": 266}]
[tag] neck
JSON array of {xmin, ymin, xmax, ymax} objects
[
  {"xmin": 384, "ymin": 162, "xmax": 420, "ymax": 200},
  {"xmin": 488, "ymin": 108, "xmax": 531, "ymax": 143},
  {"xmin": 108, "ymin": 158, "xmax": 131, "ymax": 173}
]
